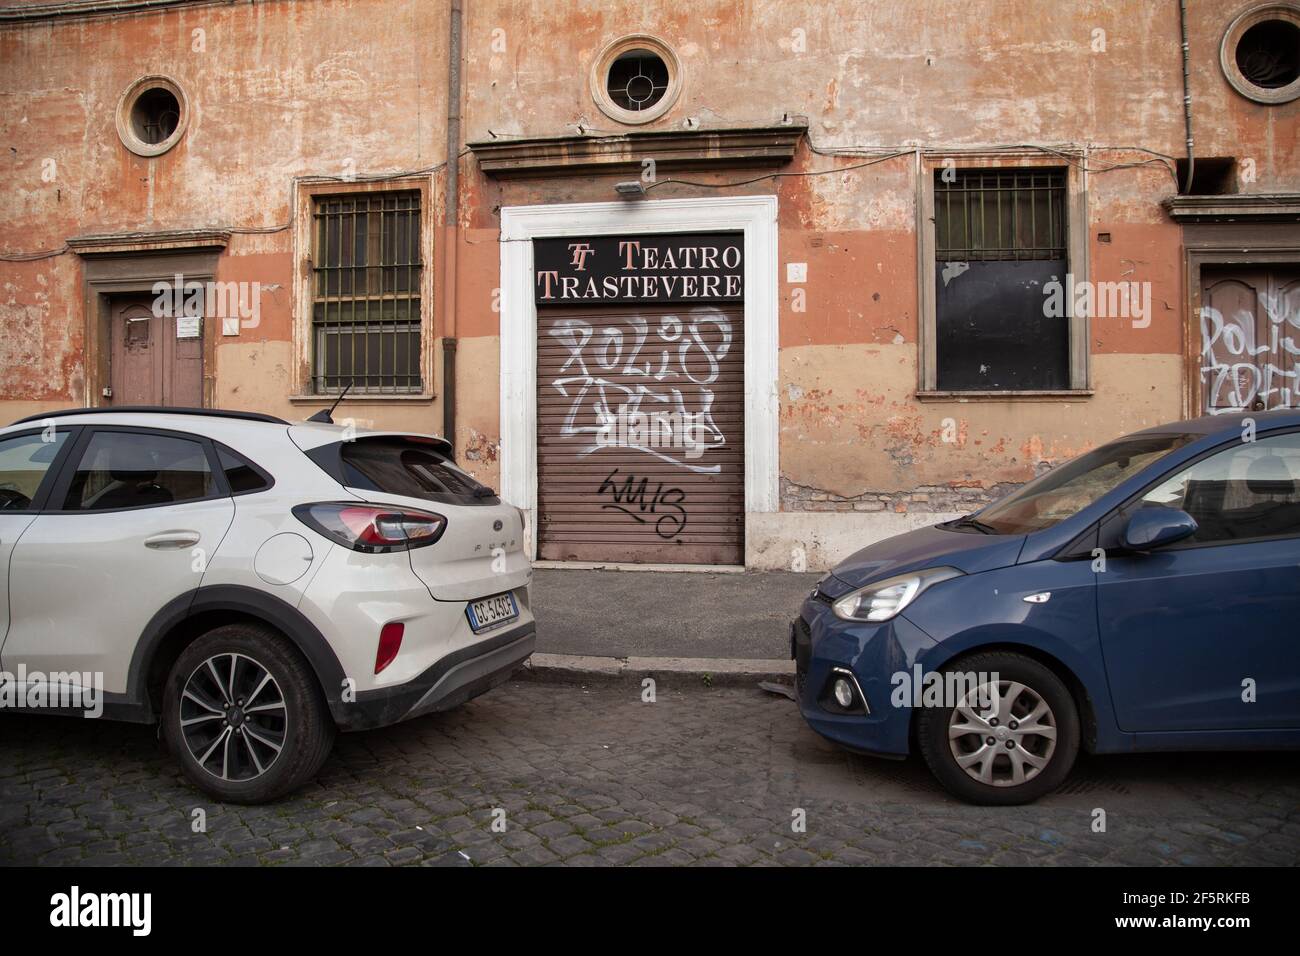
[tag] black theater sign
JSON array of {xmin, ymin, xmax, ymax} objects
[{"xmin": 534, "ymin": 232, "xmax": 743, "ymax": 305}]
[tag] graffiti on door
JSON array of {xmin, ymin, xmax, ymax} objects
[{"xmin": 1201, "ymin": 288, "xmax": 1300, "ymax": 412}]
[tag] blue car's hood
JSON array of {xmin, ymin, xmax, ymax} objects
[{"xmin": 823, "ymin": 523, "xmax": 1026, "ymax": 597}]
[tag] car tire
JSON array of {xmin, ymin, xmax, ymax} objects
[
  {"xmin": 916, "ymin": 651, "xmax": 1079, "ymax": 806},
  {"xmin": 161, "ymin": 622, "xmax": 336, "ymax": 804}
]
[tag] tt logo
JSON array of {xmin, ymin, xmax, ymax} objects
[{"xmin": 567, "ymin": 242, "xmax": 594, "ymax": 271}]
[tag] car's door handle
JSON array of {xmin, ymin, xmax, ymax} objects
[{"xmin": 144, "ymin": 531, "xmax": 202, "ymax": 550}]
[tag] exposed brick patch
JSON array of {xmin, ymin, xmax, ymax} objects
[{"xmin": 780, "ymin": 478, "xmax": 1024, "ymax": 514}]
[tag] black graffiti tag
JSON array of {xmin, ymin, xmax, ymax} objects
[{"xmin": 597, "ymin": 468, "xmax": 688, "ymax": 540}]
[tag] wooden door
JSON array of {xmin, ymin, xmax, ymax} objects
[
  {"xmin": 109, "ymin": 295, "xmax": 203, "ymax": 406},
  {"xmin": 1200, "ymin": 267, "xmax": 1300, "ymax": 412}
]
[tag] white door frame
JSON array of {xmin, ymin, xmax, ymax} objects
[{"xmin": 498, "ymin": 194, "xmax": 780, "ymax": 558}]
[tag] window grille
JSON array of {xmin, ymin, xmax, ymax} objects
[
  {"xmin": 936, "ymin": 169, "xmax": 1066, "ymax": 261},
  {"xmin": 311, "ymin": 191, "xmax": 422, "ymax": 393}
]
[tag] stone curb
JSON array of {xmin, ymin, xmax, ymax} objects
[{"xmin": 518, "ymin": 652, "xmax": 795, "ymax": 687}]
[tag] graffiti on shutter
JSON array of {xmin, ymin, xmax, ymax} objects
[{"xmin": 536, "ymin": 305, "xmax": 744, "ymax": 564}]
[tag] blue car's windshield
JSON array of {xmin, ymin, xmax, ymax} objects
[{"xmin": 973, "ymin": 433, "xmax": 1196, "ymax": 534}]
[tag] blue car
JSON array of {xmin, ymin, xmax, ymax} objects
[{"xmin": 794, "ymin": 410, "xmax": 1300, "ymax": 804}]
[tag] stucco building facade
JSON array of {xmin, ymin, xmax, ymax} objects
[{"xmin": 2, "ymin": 0, "xmax": 1298, "ymax": 568}]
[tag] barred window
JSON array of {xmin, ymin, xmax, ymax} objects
[
  {"xmin": 934, "ymin": 169, "xmax": 1069, "ymax": 391},
  {"xmin": 312, "ymin": 191, "xmax": 422, "ymax": 394}
]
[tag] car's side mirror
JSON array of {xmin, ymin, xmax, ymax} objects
[{"xmin": 1120, "ymin": 507, "xmax": 1198, "ymax": 551}]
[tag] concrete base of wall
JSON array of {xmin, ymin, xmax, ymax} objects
[{"xmin": 745, "ymin": 510, "xmax": 964, "ymax": 571}]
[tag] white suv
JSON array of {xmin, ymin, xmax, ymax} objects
[{"xmin": 0, "ymin": 407, "xmax": 534, "ymax": 803}]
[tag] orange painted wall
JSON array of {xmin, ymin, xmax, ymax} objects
[{"xmin": 2, "ymin": 0, "xmax": 1297, "ymax": 500}]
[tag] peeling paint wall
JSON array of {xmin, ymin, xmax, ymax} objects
[
  {"xmin": 0, "ymin": 0, "xmax": 455, "ymax": 455},
  {"xmin": 458, "ymin": 0, "xmax": 1294, "ymax": 530},
  {"xmin": 2, "ymin": 0, "xmax": 1297, "ymax": 566}
]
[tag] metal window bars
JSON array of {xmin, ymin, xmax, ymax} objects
[
  {"xmin": 935, "ymin": 169, "xmax": 1067, "ymax": 262},
  {"xmin": 311, "ymin": 191, "xmax": 422, "ymax": 394},
  {"xmin": 607, "ymin": 52, "xmax": 669, "ymax": 111}
]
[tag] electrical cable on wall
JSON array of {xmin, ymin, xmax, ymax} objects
[
  {"xmin": 643, "ymin": 147, "xmax": 915, "ymax": 192},
  {"xmin": 0, "ymin": 157, "xmax": 455, "ymax": 261},
  {"xmin": 0, "ymin": 128, "xmax": 1181, "ymax": 261}
]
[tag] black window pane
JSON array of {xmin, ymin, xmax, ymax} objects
[
  {"xmin": 0, "ymin": 431, "xmax": 68, "ymax": 510},
  {"xmin": 1140, "ymin": 433, "xmax": 1300, "ymax": 543},
  {"xmin": 63, "ymin": 432, "xmax": 214, "ymax": 510},
  {"xmin": 935, "ymin": 168, "xmax": 1069, "ymax": 390},
  {"xmin": 935, "ymin": 259, "xmax": 1070, "ymax": 390},
  {"xmin": 218, "ymin": 445, "xmax": 270, "ymax": 494},
  {"xmin": 607, "ymin": 51, "xmax": 669, "ymax": 112},
  {"xmin": 340, "ymin": 437, "xmax": 496, "ymax": 505}
]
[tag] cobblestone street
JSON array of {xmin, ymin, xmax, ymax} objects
[{"xmin": 2, "ymin": 680, "xmax": 1297, "ymax": 867}]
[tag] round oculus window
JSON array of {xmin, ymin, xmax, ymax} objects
[
  {"xmin": 1221, "ymin": 3, "xmax": 1300, "ymax": 104},
  {"xmin": 116, "ymin": 76, "xmax": 189, "ymax": 156},
  {"xmin": 591, "ymin": 35, "xmax": 682, "ymax": 125}
]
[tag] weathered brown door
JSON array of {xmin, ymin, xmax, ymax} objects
[
  {"xmin": 109, "ymin": 295, "xmax": 203, "ymax": 406},
  {"xmin": 536, "ymin": 305, "xmax": 744, "ymax": 564},
  {"xmin": 1200, "ymin": 267, "xmax": 1300, "ymax": 412}
]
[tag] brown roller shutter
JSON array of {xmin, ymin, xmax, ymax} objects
[{"xmin": 537, "ymin": 304, "xmax": 744, "ymax": 564}]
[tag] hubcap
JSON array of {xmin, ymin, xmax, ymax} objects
[
  {"xmin": 180, "ymin": 653, "xmax": 287, "ymax": 782},
  {"xmin": 947, "ymin": 680, "xmax": 1057, "ymax": 788}
]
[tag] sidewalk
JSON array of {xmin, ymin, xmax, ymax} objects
[{"xmin": 527, "ymin": 567, "xmax": 819, "ymax": 681}]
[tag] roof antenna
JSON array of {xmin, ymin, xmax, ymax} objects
[{"xmin": 307, "ymin": 379, "xmax": 353, "ymax": 424}]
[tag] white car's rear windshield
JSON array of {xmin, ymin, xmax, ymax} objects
[{"xmin": 336, "ymin": 436, "xmax": 497, "ymax": 505}]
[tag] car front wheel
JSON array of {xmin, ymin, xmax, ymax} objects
[
  {"xmin": 916, "ymin": 651, "xmax": 1080, "ymax": 806},
  {"xmin": 162, "ymin": 623, "xmax": 336, "ymax": 804}
]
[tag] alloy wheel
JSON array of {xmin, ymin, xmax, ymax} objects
[
  {"xmin": 947, "ymin": 680, "xmax": 1058, "ymax": 788},
  {"xmin": 179, "ymin": 652, "xmax": 288, "ymax": 782}
]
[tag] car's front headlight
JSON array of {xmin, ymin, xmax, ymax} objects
[{"xmin": 831, "ymin": 566, "xmax": 964, "ymax": 622}]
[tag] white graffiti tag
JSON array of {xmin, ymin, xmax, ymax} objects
[
  {"xmin": 1201, "ymin": 286, "xmax": 1300, "ymax": 412},
  {"xmin": 546, "ymin": 307, "xmax": 733, "ymax": 473}
]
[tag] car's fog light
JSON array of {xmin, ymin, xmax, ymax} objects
[
  {"xmin": 833, "ymin": 678, "xmax": 855, "ymax": 709},
  {"xmin": 820, "ymin": 667, "xmax": 869, "ymax": 714}
]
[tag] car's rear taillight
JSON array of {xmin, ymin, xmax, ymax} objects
[
  {"xmin": 292, "ymin": 502, "xmax": 446, "ymax": 553},
  {"xmin": 375, "ymin": 622, "xmax": 404, "ymax": 674}
]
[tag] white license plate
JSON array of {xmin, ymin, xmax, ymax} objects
[{"xmin": 466, "ymin": 592, "xmax": 519, "ymax": 632}]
